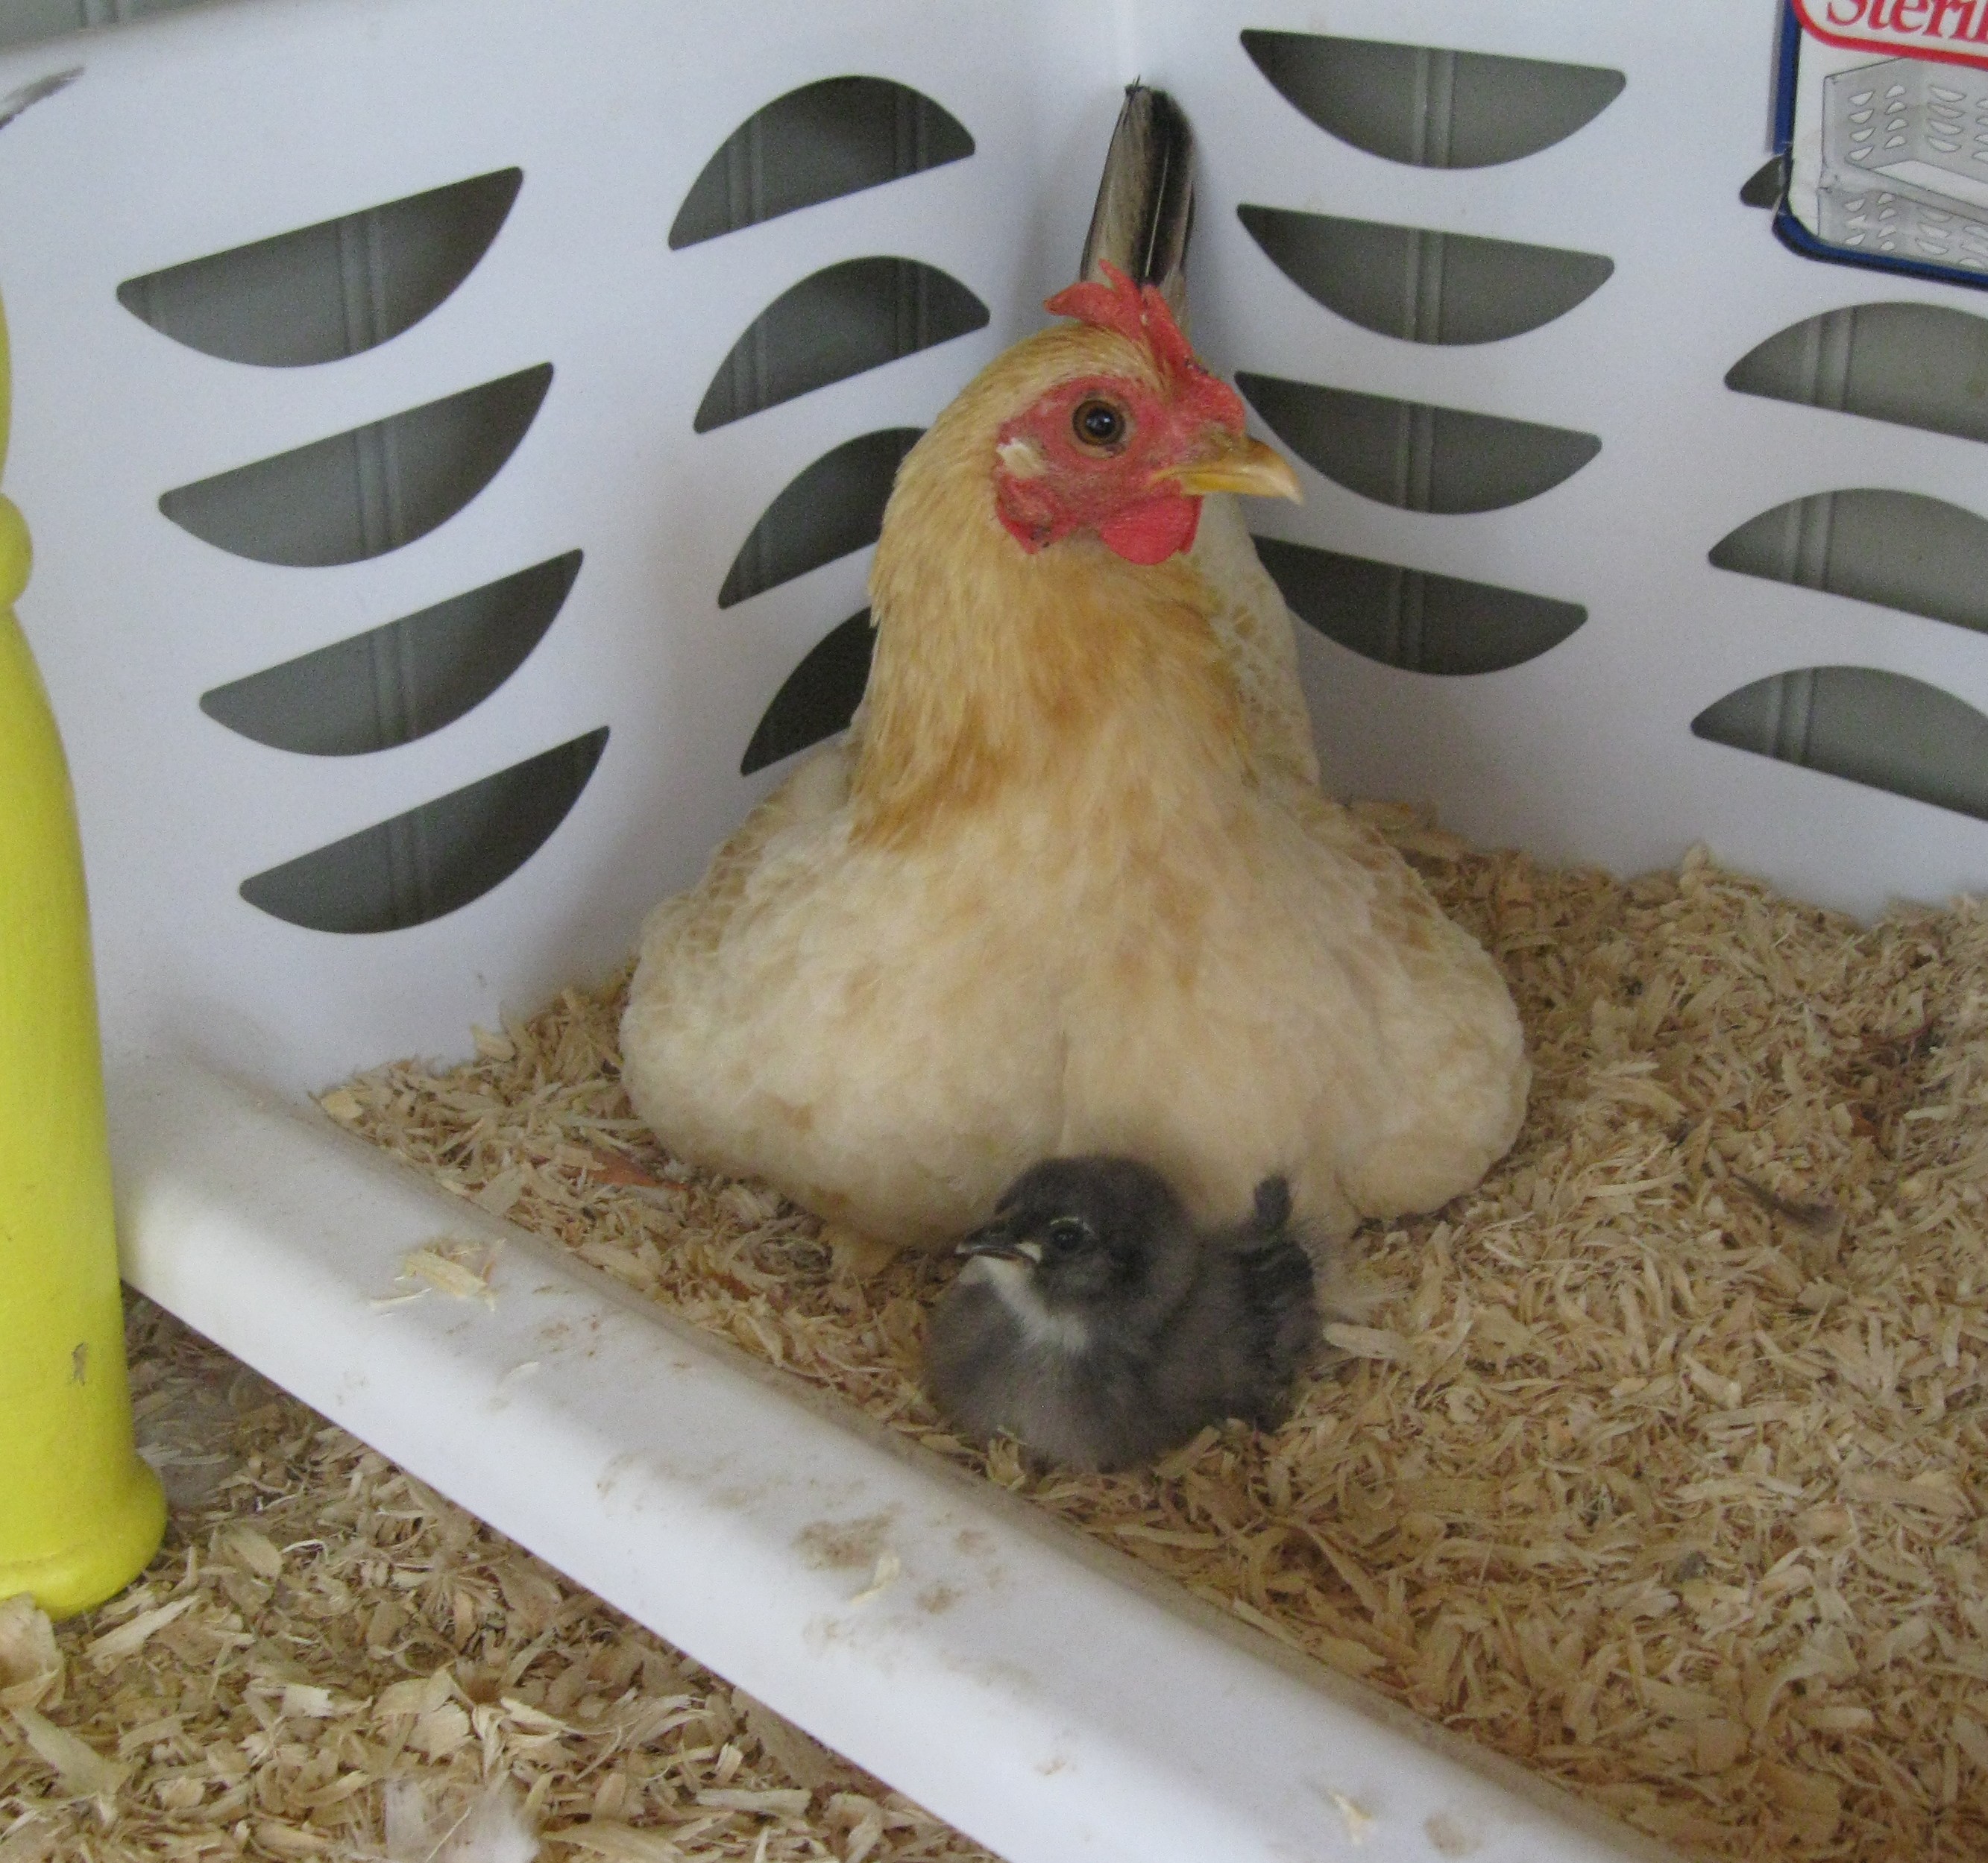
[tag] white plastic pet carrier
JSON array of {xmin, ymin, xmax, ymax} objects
[{"xmin": 7, "ymin": 1, "xmax": 1984, "ymax": 1856}]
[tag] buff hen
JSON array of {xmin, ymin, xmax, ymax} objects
[{"xmin": 621, "ymin": 95, "xmax": 1527, "ymax": 1264}]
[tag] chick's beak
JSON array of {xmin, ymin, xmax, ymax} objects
[
  {"xmin": 1161, "ymin": 430, "xmax": 1301, "ymax": 502},
  {"xmin": 957, "ymin": 1222, "xmax": 1041, "ymax": 1264},
  {"xmin": 958, "ymin": 1220, "xmax": 1019, "ymax": 1261}
]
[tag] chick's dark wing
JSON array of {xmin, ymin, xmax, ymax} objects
[
  {"xmin": 1142, "ymin": 1247, "xmax": 1272, "ymax": 1435},
  {"xmin": 1061, "ymin": 1337, "xmax": 1202, "ymax": 1472}
]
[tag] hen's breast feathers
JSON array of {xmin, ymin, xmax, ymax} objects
[{"xmin": 1188, "ymin": 493, "xmax": 1320, "ymax": 791}]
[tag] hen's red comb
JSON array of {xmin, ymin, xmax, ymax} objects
[{"xmin": 1044, "ymin": 261, "xmax": 1196, "ymax": 378}]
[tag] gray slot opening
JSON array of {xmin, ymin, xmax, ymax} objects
[
  {"xmin": 118, "ymin": 168, "xmax": 523, "ymax": 368},
  {"xmin": 1236, "ymin": 207, "xmax": 1611, "ymax": 345},
  {"xmin": 239, "ymin": 726, "xmax": 609, "ymax": 933},
  {"xmin": 1726, "ymin": 301, "xmax": 1988, "ymax": 446},
  {"xmin": 670, "ymin": 77, "xmax": 972, "ymax": 248},
  {"xmin": 720, "ymin": 429, "xmax": 921, "ymax": 607},
  {"xmin": 693, "ymin": 259, "xmax": 987, "ymax": 432},
  {"xmin": 200, "ymin": 551, "xmax": 582, "ymax": 755},
  {"xmin": 1240, "ymin": 30, "xmax": 1622, "ymax": 169},
  {"xmin": 1692, "ymin": 668, "xmax": 1988, "ymax": 822},
  {"xmin": 740, "ymin": 610, "xmax": 872, "ymax": 775},
  {"xmin": 1709, "ymin": 489, "xmax": 1988, "ymax": 636},
  {"xmin": 160, "ymin": 363, "xmax": 553, "ymax": 566},
  {"xmin": 1239, "ymin": 373, "xmax": 1597, "ymax": 513},
  {"xmin": 0, "ymin": 1, "xmax": 210, "ymax": 50},
  {"xmin": 1253, "ymin": 536, "xmax": 1585, "ymax": 675}
]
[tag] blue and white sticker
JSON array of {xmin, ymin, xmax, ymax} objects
[{"xmin": 1775, "ymin": 0, "xmax": 1988, "ymax": 285}]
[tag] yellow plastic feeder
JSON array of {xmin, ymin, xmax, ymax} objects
[{"xmin": 0, "ymin": 297, "xmax": 165, "ymax": 1618}]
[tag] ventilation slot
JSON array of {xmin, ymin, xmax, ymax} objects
[
  {"xmin": 239, "ymin": 726, "xmax": 608, "ymax": 932},
  {"xmin": 1726, "ymin": 301, "xmax": 1988, "ymax": 446},
  {"xmin": 1693, "ymin": 669, "xmax": 1988, "ymax": 822},
  {"xmin": 200, "ymin": 551, "xmax": 581, "ymax": 754},
  {"xmin": 1254, "ymin": 536, "xmax": 1584, "ymax": 674},
  {"xmin": 1237, "ymin": 207, "xmax": 1611, "ymax": 345},
  {"xmin": 695, "ymin": 260, "xmax": 986, "ymax": 432},
  {"xmin": 119, "ymin": 168, "xmax": 523, "ymax": 368},
  {"xmin": 671, "ymin": 78, "xmax": 972, "ymax": 248},
  {"xmin": 741, "ymin": 611, "xmax": 873, "ymax": 775},
  {"xmin": 1240, "ymin": 31, "xmax": 1622, "ymax": 168},
  {"xmin": 160, "ymin": 364, "xmax": 552, "ymax": 565},
  {"xmin": 721, "ymin": 429, "xmax": 920, "ymax": 607},
  {"xmin": 1709, "ymin": 490, "xmax": 1988, "ymax": 635},
  {"xmin": 1239, "ymin": 374, "xmax": 1597, "ymax": 513}
]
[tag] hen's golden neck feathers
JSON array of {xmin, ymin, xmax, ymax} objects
[{"xmin": 852, "ymin": 326, "xmax": 1251, "ymax": 848}]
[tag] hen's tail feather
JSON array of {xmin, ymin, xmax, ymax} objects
[{"xmin": 1079, "ymin": 84, "xmax": 1195, "ymax": 318}]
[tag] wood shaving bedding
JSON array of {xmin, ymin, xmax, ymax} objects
[
  {"xmin": 17, "ymin": 824, "xmax": 1988, "ymax": 1861},
  {"xmin": 0, "ymin": 1302, "xmax": 994, "ymax": 1863},
  {"xmin": 323, "ymin": 825, "xmax": 1988, "ymax": 1861}
]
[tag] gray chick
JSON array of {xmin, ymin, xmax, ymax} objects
[{"xmin": 925, "ymin": 1156, "xmax": 1319, "ymax": 1472}]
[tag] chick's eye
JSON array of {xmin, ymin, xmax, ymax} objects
[
  {"xmin": 1072, "ymin": 399, "xmax": 1127, "ymax": 450},
  {"xmin": 1045, "ymin": 1217, "xmax": 1092, "ymax": 1253}
]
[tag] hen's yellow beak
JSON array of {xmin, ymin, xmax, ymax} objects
[{"xmin": 1163, "ymin": 432, "xmax": 1302, "ymax": 502}]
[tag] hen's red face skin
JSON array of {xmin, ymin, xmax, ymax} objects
[{"xmin": 991, "ymin": 369, "xmax": 1251, "ymax": 566}]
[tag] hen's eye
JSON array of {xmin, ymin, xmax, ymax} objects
[
  {"xmin": 1072, "ymin": 399, "xmax": 1127, "ymax": 450},
  {"xmin": 1045, "ymin": 1216, "xmax": 1092, "ymax": 1253}
]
